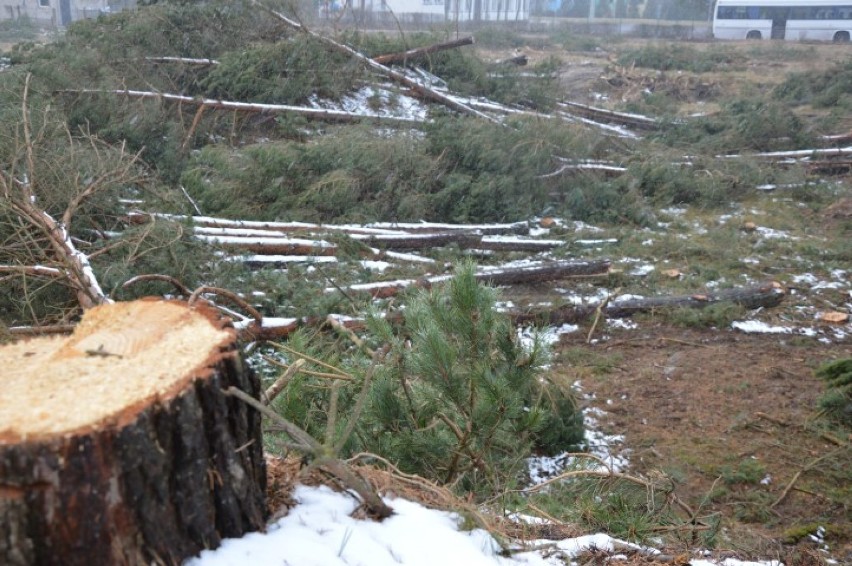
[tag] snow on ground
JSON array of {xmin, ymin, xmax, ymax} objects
[
  {"xmin": 516, "ymin": 323, "xmax": 579, "ymax": 352},
  {"xmin": 187, "ymin": 485, "xmax": 783, "ymax": 566},
  {"xmin": 732, "ymin": 318, "xmax": 851, "ymax": 343},
  {"xmin": 527, "ymin": 380, "xmax": 630, "ymax": 485},
  {"xmin": 187, "ymin": 485, "xmax": 545, "ymax": 566},
  {"xmin": 309, "ymin": 85, "xmax": 429, "ymax": 122},
  {"xmin": 732, "ymin": 320, "xmax": 817, "ymax": 336}
]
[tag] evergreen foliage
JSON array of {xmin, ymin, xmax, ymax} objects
[
  {"xmin": 617, "ymin": 45, "xmax": 744, "ymax": 73},
  {"xmin": 359, "ymin": 263, "xmax": 583, "ymax": 494},
  {"xmin": 264, "ymin": 265, "xmax": 584, "ymax": 496},
  {"xmin": 200, "ymin": 37, "xmax": 367, "ymax": 104},
  {"xmin": 773, "ymin": 60, "xmax": 852, "ymax": 110},
  {"xmin": 656, "ymin": 99, "xmax": 813, "ymax": 152},
  {"xmin": 815, "ymin": 358, "xmax": 852, "ymax": 427},
  {"xmin": 181, "ymin": 117, "xmax": 594, "ymax": 222},
  {"xmin": 523, "ymin": 465, "xmax": 692, "ymax": 545}
]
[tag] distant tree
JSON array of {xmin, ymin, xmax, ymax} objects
[{"xmin": 668, "ymin": 0, "xmax": 712, "ymax": 20}]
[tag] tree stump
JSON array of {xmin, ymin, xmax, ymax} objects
[{"xmin": 0, "ymin": 299, "xmax": 267, "ymax": 565}]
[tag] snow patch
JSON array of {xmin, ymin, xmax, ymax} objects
[
  {"xmin": 188, "ymin": 485, "xmax": 529, "ymax": 566},
  {"xmin": 731, "ymin": 320, "xmax": 817, "ymax": 337}
]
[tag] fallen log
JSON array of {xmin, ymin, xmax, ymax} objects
[
  {"xmin": 512, "ymin": 281, "xmax": 786, "ymax": 326},
  {"xmin": 479, "ymin": 236, "xmax": 564, "ymax": 252},
  {"xmin": 558, "ymin": 101, "xmax": 659, "ymax": 131},
  {"xmin": 372, "ymin": 36, "xmax": 475, "ymax": 65},
  {"xmin": 129, "ymin": 212, "xmax": 533, "ymax": 237},
  {"xmin": 186, "ymin": 217, "xmax": 403, "ymax": 235},
  {"xmin": 328, "ymin": 259, "xmax": 612, "ymax": 298},
  {"xmin": 350, "ymin": 232, "xmax": 482, "ymax": 250},
  {"xmin": 731, "ymin": 145, "xmax": 852, "ymax": 160},
  {"xmin": 349, "ymin": 232, "xmax": 562, "ymax": 252},
  {"xmin": 59, "ymin": 89, "xmax": 425, "ymax": 127},
  {"xmin": 805, "ymin": 159, "xmax": 852, "ymax": 175},
  {"xmin": 0, "ymin": 299, "xmax": 267, "ymax": 565},
  {"xmin": 196, "ymin": 234, "xmax": 338, "ymax": 256},
  {"xmin": 233, "ymin": 281, "xmax": 782, "ymax": 342}
]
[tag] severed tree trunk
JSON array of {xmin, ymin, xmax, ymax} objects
[
  {"xmin": 0, "ymin": 299, "xmax": 267, "ymax": 565},
  {"xmin": 372, "ymin": 36, "xmax": 475, "ymax": 65},
  {"xmin": 512, "ymin": 281, "xmax": 786, "ymax": 326}
]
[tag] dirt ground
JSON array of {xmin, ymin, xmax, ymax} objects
[{"xmin": 553, "ymin": 325, "xmax": 851, "ymax": 563}]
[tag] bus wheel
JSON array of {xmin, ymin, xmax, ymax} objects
[
  {"xmin": 746, "ymin": 30, "xmax": 762, "ymax": 40},
  {"xmin": 834, "ymin": 31, "xmax": 851, "ymax": 43}
]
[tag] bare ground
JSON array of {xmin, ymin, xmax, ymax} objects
[{"xmin": 552, "ymin": 325, "xmax": 851, "ymax": 563}]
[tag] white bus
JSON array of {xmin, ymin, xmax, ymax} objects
[{"xmin": 713, "ymin": 0, "xmax": 852, "ymax": 42}]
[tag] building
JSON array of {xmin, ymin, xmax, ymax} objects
[
  {"xmin": 322, "ymin": 0, "xmax": 530, "ymax": 24},
  {"xmin": 0, "ymin": 0, "xmax": 136, "ymax": 28}
]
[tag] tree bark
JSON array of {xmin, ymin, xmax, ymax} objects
[
  {"xmin": 0, "ymin": 299, "xmax": 267, "ymax": 565},
  {"xmin": 372, "ymin": 36, "xmax": 475, "ymax": 65}
]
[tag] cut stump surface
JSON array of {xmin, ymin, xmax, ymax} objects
[{"xmin": 0, "ymin": 299, "xmax": 267, "ymax": 565}]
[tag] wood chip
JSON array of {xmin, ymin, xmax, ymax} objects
[{"xmin": 820, "ymin": 311, "xmax": 849, "ymax": 323}]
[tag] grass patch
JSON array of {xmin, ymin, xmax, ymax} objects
[
  {"xmin": 559, "ymin": 347, "xmax": 623, "ymax": 376},
  {"xmin": 773, "ymin": 60, "xmax": 852, "ymax": 110},
  {"xmin": 720, "ymin": 458, "xmax": 767, "ymax": 486},
  {"xmin": 617, "ymin": 45, "xmax": 745, "ymax": 73},
  {"xmin": 664, "ymin": 303, "xmax": 747, "ymax": 329}
]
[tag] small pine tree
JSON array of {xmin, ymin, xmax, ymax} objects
[{"xmin": 361, "ymin": 262, "xmax": 583, "ymax": 495}]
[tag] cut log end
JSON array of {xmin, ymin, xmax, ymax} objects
[{"xmin": 0, "ymin": 299, "xmax": 267, "ymax": 565}]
